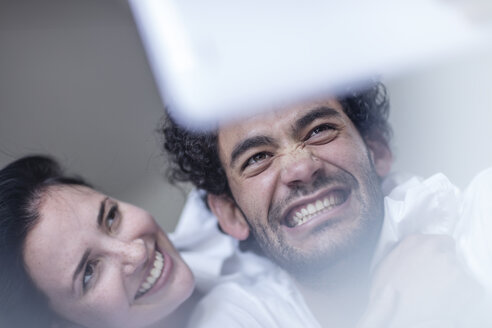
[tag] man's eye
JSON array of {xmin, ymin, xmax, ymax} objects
[
  {"xmin": 83, "ymin": 261, "xmax": 96, "ymax": 291},
  {"xmin": 309, "ymin": 125, "xmax": 332, "ymax": 137},
  {"xmin": 243, "ymin": 152, "xmax": 271, "ymax": 169},
  {"xmin": 305, "ymin": 124, "xmax": 336, "ymax": 141}
]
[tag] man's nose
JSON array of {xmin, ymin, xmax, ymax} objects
[
  {"xmin": 111, "ymin": 238, "xmax": 147, "ymax": 275},
  {"xmin": 279, "ymin": 147, "xmax": 322, "ymax": 187}
]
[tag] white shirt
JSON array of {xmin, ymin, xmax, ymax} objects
[
  {"xmin": 170, "ymin": 191, "xmax": 320, "ymax": 327},
  {"xmin": 171, "ymin": 170, "xmax": 492, "ymax": 327}
]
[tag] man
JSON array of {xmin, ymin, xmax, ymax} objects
[{"xmin": 164, "ymin": 83, "xmax": 484, "ymax": 327}]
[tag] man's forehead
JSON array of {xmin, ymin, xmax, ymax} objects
[{"xmin": 218, "ymin": 97, "xmax": 344, "ymax": 136}]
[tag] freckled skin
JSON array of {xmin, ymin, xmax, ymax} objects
[
  {"xmin": 215, "ymin": 99, "xmax": 387, "ymax": 277},
  {"xmin": 23, "ymin": 185, "xmax": 194, "ymax": 328}
]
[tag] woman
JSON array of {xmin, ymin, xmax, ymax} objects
[{"xmin": 0, "ymin": 155, "xmax": 195, "ymax": 328}]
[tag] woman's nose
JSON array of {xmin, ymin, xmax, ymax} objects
[
  {"xmin": 280, "ymin": 147, "xmax": 322, "ymax": 187},
  {"xmin": 113, "ymin": 238, "xmax": 147, "ymax": 275}
]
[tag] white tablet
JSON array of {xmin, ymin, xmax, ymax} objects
[{"xmin": 129, "ymin": 0, "xmax": 491, "ymax": 128}]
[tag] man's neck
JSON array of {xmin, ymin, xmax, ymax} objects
[{"xmin": 294, "ymin": 250, "xmax": 374, "ymax": 328}]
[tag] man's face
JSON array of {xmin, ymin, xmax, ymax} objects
[{"xmin": 214, "ymin": 99, "xmax": 389, "ymax": 275}]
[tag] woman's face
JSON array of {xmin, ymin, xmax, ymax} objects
[{"xmin": 23, "ymin": 185, "xmax": 194, "ymax": 328}]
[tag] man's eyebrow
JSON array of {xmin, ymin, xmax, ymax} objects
[
  {"xmin": 72, "ymin": 248, "xmax": 91, "ymax": 291},
  {"xmin": 97, "ymin": 197, "xmax": 109, "ymax": 227},
  {"xmin": 294, "ymin": 106, "xmax": 342, "ymax": 134},
  {"xmin": 230, "ymin": 136, "xmax": 277, "ymax": 168}
]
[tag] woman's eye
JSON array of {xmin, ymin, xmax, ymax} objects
[
  {"xmin": 105, "ymin": 205, "xmax": 119, "ymax": 231},
  {"xmin": 83, "ymin": 262, "xmax": 96, "ymax": 291},
  {"xmin": 244, "ymin": 152, "xmax": 271, "ymax": 169}
]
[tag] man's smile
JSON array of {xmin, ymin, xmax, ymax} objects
[{"xmin": 283, "ymin": 188, "xmax": 350, "ymax": 228}]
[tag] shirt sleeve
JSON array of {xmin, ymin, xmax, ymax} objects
[
  {"xmin": 455, "ymin": 167, "xmax": 492, "ymax": 293},
  {"xmin": 187, "ymin": 284, "xmax": 279, "ymax": 328}
]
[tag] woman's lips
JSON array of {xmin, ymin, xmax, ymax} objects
[
  {"xmin": 134, "ymin": 245, "xmax": 173, "ymax": 300},
  {"xmin": 135, "ymin": 250, "xmax": 164, "ymax": 299}
]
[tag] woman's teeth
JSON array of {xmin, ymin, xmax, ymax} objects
[
  {"xmin": 288, "ymin": 191, "xmax": 346, "ymax": 227},
  {"xmin": 135, "ymin": 251, "xmax": 164, "ymax": 298}
]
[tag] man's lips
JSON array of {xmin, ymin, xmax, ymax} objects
[{"xmin": 282, "ymin": 188, "xmax": 350, "ymax": 228}]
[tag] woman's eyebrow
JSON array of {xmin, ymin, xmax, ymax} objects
[
  {"xmin": 71, "ymin": 197, "xmax": 108, "ymax": 293},
  {"xmin": 97, "ymin": 197, "xmax": 109, "ymax": 227},
  {"xmin": 72, "ymin": 249, "xmax": 91, "ymax": 292}
]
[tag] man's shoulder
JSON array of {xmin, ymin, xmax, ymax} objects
[
  {"xmin": 189, "ymin": 256, "xmax": 320, "ymax": 328},
  {"xmin": 456, "ymin": 167, "xmax": 492, "ymax": 292},
  {"xmin": 373, "ymin": 172, "xmax": 462, "ymax": 267},
  {"xmin": 188, "ymin": 283, "xmax": 270, "ymax": 328}
]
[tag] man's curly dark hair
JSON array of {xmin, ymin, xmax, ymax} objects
[{"xmin": 162, "ymin": 83, "xmax": 391, "ymax": 197}]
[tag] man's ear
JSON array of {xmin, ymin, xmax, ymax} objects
[
  {"xmin": 366, "ymin": 138, "xmax": 392, "ymax": 178},
  {"xmin": 207, "ymin": 194, "xmax": 250, "ymax": 241}
]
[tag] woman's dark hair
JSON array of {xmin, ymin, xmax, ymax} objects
[
  {"xmin": 162, "ymin": 82, "xmax": 391, "ymax": 197},
  {"xmin": 0, "ymin": 155, "xmax": 90, "ymax": 327}
]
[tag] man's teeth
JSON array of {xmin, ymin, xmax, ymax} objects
[
  {"xmin": 289, "ymin": 192, "xmax": 345, "ymax": 227},
  {"xmin": 136, "ymin": 251, "xmax": 164, "ymax": 298}
]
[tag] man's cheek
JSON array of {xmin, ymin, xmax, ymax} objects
[{"xmin": 319, "ymin": 150, "xmax": 368, "ymax": 176}]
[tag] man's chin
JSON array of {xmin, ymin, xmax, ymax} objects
[{"xmin": 263, "ymin": 219, "xmax": 382, "ymax": 282}]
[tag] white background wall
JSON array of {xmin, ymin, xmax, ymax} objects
[
  {"xmin": 0, "ymin": 0, "xmax": 189, "ymax": 231},
  {"xmin": 387, "ymin": 48, "xmax": 492, "ymax": 188},
  {"xmin": 1, "ymin": 1, "xmax": 491, "ymax": 231}
]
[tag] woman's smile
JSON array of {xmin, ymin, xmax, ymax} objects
[
  {"xmin": 136, "ymin": 250, "xmax": 165, "ymax": 299},
  {"xmin": 23, "ymin": 185, "xmax": 194, "ymax": 328}
]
